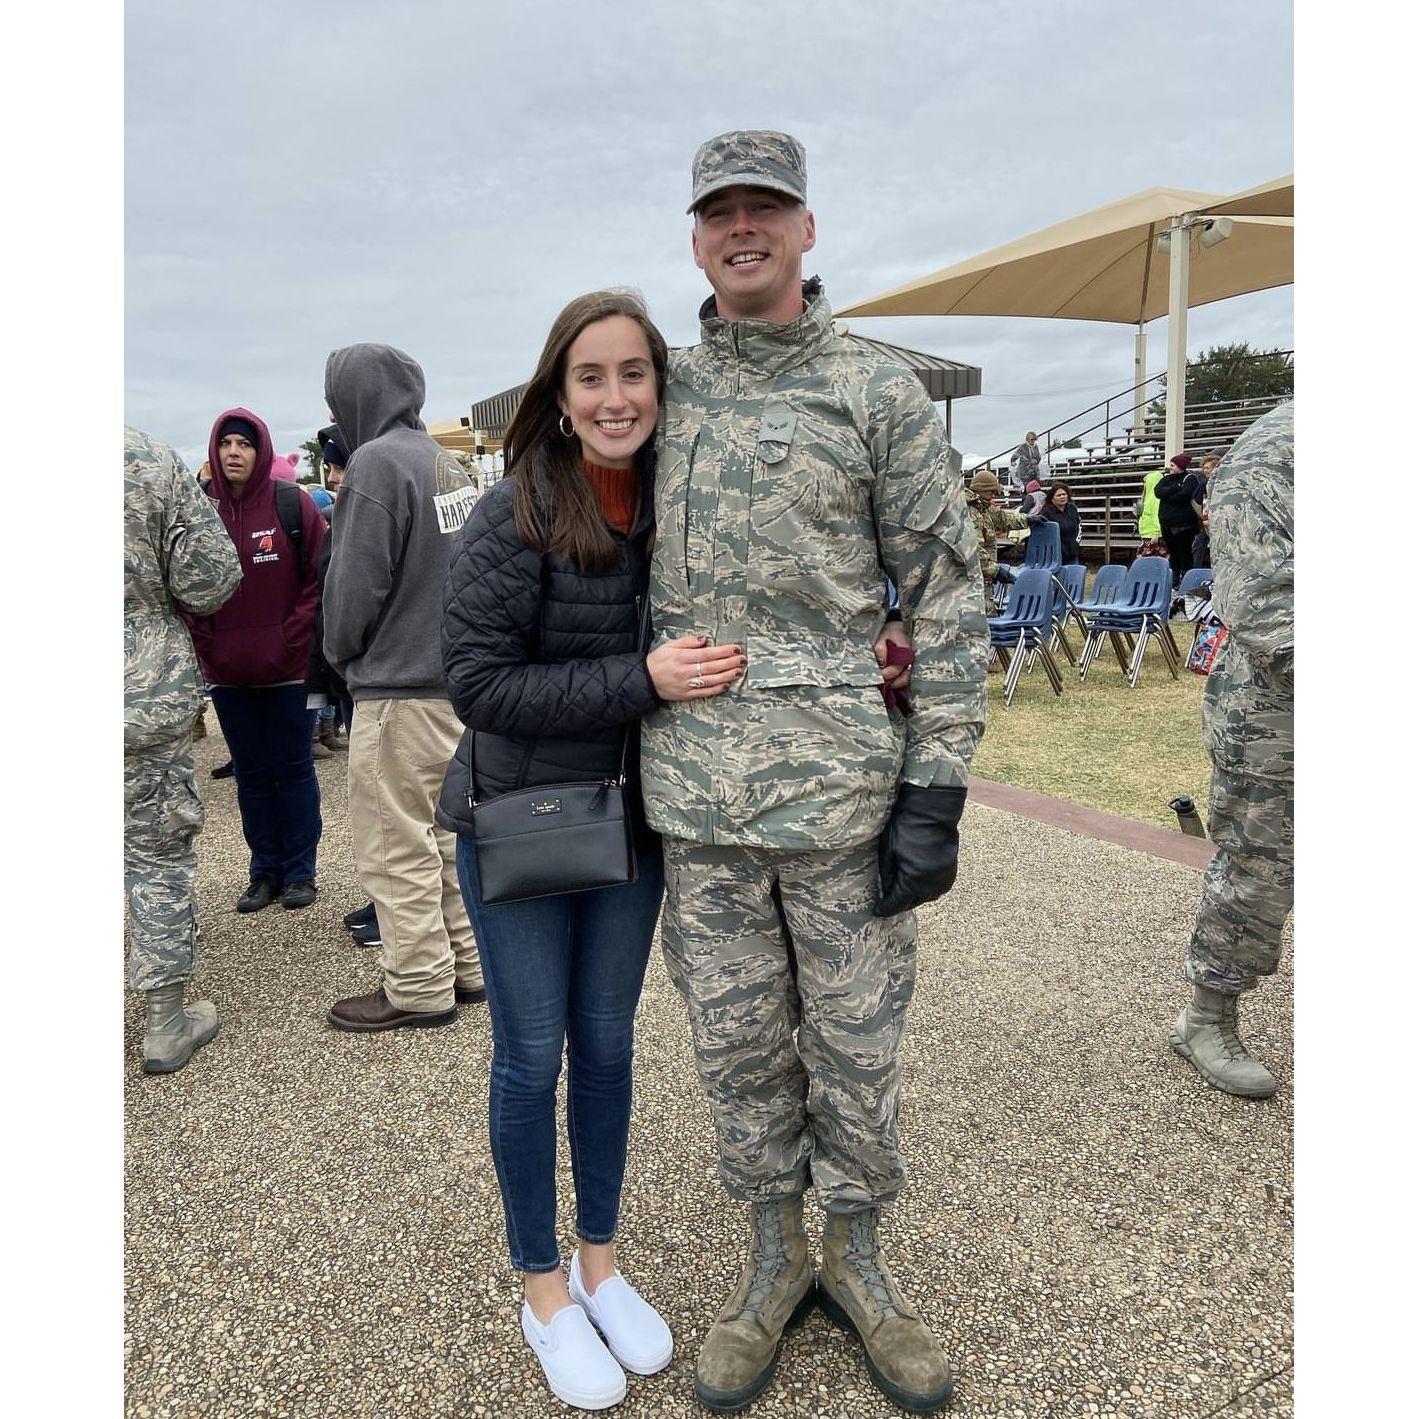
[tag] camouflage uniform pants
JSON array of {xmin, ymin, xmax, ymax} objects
[
  {"xmin": 124, "ymin": 733, "xmax": 205, "ymax": 992},
  {"xmin": 1186, "ymin": 663, "xmax": 1294, "ymax": 994},
  {"xmin": 1186, "ymin": 765, "xmax": 1293, "ymax": 994},
  {"xmin": 661, "ymin": 838, "xmax": 918, "ymax": 1210}
]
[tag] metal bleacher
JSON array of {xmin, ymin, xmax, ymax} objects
[{"xmin": 975, "ymin": 354, "xmax": 1293, "ymax": 556}]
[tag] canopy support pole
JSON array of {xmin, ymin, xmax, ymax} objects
[
  {"xmin": 1165, "ymin": 216, "xmax": 1190, "ymax": 460},
  {"xmin": 1133, "ymin": 324, "xmax": 1147, "ymax": 444}
]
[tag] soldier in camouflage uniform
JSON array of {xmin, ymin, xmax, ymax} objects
[
  {"xmin": 1169, "ymin": 402, "xmax": 1293, "ymax": 1099},
  {"xmin": 642, "ymin": 131, "xmax": 987, "ymax": 1413},
  {"xmin": 125, "ymin": 426, "xmax": 242, "ymax": 1073},
  {"xmin": 966, "ymin": 468, "xmax": 1037, "ymax": 612}
]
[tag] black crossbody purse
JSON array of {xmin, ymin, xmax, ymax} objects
[{"xmin": 470, "ymin": 593, "xmax": 649, "ymax": 907}]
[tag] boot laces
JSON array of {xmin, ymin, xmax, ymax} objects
[
  {"xmin": 1200, "ymin": 999, "xmax": 1253, "ymax": 1064},
  {"xmin": 741, "ymin": 1207, "xmax": 789, "ymax": 1319},
  {"xmin": 1215, "ymin": 1017, "xmax": 1252, "ymax": 1062},
  {"xmin": 846, "ymin": 1212, "xmax": 902, "ymax": 1316}
]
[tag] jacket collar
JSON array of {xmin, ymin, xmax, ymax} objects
[{"xmin": 696, "ymin": 277, "xmax": 837, "ymax": 376}]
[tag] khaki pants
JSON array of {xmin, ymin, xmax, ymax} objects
[{"xmin": 349, "ymin": 698, "xmax": 482, "ymax": 1012}]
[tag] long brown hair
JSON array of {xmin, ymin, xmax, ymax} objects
[{"xmin": 506, "ymin": 289, "xmax": 668, "ymax": 572}]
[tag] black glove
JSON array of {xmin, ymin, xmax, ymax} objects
[{"xmin": 874, "ymin": 783, "xmax": 967, "ymax": 918}]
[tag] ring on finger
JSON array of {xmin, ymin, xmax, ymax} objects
[
  {"xmin": 690, "ymin": 676, "xmax": 705, "ymax": 689},
  {"xmin": 695, "ymin": 660, "xmax": 702, "ymax": 677}
]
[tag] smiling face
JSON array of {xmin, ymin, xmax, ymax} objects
[
  {"xmin": 557, "ymin": 315, "xmax": 659, "ymax": 470},
  {"xmin": 692, "ymin": 184, "xmax": 816, "ymax": 323},
  {"xmin": 218, "ymin": 433, "xmax": 258, "ymax": 496}
]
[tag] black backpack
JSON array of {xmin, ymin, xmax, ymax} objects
[{"xmin": 273, "ymin": 480, "xmax": 309, "ymax": 570}]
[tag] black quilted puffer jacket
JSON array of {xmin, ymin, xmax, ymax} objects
[{"xmin": 435, "ymin": 474, "xmax": 659, "ymax": 838}]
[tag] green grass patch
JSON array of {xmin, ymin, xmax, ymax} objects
[{"xmin": 972, "ymin": 626, "xmax": 1211, "ymax": 827}]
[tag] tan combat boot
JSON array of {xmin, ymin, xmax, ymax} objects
[
  {"xmin": 1170, "ymin": 984, "xmax": 1278, "ymax": 1098},
  {"xmin": 693, "ymin": 1195, "xmax": 817, "ymax": 1412},
  {"xmin": 142, "ymin": 983, "xmax": 219, "ymax": 1075},
  {"xmin": 818, "ymin": 1208, "xmax": 954, "ymax": 1414}
]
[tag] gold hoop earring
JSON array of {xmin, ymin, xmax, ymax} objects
[{"xmin": 558, "ymin": 414, "xmax": 575, "ymax": 438}]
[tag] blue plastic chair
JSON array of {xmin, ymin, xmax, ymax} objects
[
  {"xmin": 1022, "ymin": 519, "xmax": 1062, "ymax": 572},
  {"xmin": 989, "ymin": 567, "xmax": 1064, "ymax": 704},
  {"xmin": 995, "ymin": 518, "xmax": 1062, "ymax": 600},
  {"xmin": 1080, "ymin": 556, "xmax": 1179, "ymax": 686},
  {"xmin": 1044, "ymin": 562, "xmax": 1087, "ymax": 664},
  {"xmin": 1175, "ymin": 566, "xmax": 1215, "ymax": 646},
  {"xmin": 1075, "ymin": 563, "xmax": 1127, "ymax": 614}
]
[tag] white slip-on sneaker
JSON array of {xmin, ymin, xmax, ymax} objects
[
  {"xmin": 520, "ymin": 1300, "xmax": 627, "ymax": 1410},
  {"xmin": 569, "ymin": 1250, "xmax": 674, "ymax": 1376}
]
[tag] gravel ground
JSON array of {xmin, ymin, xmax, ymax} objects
[{"xmin": 125, "ymin": 729, "xmax": 1293, "ymax": 1419}]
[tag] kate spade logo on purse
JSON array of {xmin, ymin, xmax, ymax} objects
[{"xmin": 531, "ymin": 799, "xmax": 562, "ymax": 816}]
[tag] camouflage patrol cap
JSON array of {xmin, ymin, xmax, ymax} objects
[{"xmin": 688, "ymin": 130, "xmax": 807, "ymax": 214}]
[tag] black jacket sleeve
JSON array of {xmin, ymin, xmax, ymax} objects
[{"xmin": 441, "ymin": 486, "xmax": 659, "ymax": 739}]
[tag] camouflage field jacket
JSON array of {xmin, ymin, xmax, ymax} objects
[
  {"xmin": 124, "ymin": 427, "xmax": 242, "ymax": 752},
  {"xmin": 641, "ymin": 282, "xmax": 988, "ymax": 849},
  {"xmin": 1203, "ymin": 401, "xmax": 1294, "ymax": 783}
]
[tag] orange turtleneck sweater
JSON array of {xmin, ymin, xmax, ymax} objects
[{"xmin": 582, "ymin": 459, "xmax": 638, "ymax": 536}]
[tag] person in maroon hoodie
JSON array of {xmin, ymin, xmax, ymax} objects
[{"xmin": 186, "ymin": 409, "xmax": 328, "ymax": 912}]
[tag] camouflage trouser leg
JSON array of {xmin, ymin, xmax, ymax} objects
[
  {"xmin": 1186, "ymin": 764, "xmax": 1294, "ymax": 994},
  {"xmin": 124, "ymin": 734, "xmax": 205, "ymax": 992},
  {"xmin": 661, "ymin": 838, "xmax": 918, "ymax": 1210}
]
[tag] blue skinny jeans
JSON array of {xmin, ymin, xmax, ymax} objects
[{"xmin": 456, "ymin": 831, "xmax": 663, "ymax": 1273}]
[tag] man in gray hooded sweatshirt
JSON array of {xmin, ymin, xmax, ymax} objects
[{"xmin": 322, "ymin": 343, "xmax": 486, "ymax": 1031}]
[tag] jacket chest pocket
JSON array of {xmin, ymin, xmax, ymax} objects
[
  {"xmin": 755, "ymin": 403, "xmax": 872, "ymax": 533},
  {"xmin": 757, "ymin": 405, "xmax": 796, "ymax": 465}
]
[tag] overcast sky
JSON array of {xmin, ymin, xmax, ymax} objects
[{"xmin": 125, "ymin": 0, "xmax": 1292, "ymax": 471}]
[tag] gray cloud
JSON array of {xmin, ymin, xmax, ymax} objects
[{"xmin": 125, "ymin": 0, "xmax": 1292, "ymax": 469}]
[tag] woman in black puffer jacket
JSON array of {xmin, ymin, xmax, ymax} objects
[
  {"xmin": 436, "ymin": 290, "xmax": 744, "ymax": 1406},
  {"xmin": 1039, "ymin": 481, "xmax": 1082, "ymax": 564}
]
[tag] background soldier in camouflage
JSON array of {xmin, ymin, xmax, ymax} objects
[
  {"xmin": 642, "ymin": 130, "xmax": 986, "ymax": 1413},
  {"xmin": 966, "ymin": 468, "xmax": 1036, "ymax": 612},
  {"xmin": 125, "ymin": 426, "xmax": 242, "ymax": 1073},
  {"xmin": 1170, "ymin": 402, "xmax": 1293, "ymax": 1099}
]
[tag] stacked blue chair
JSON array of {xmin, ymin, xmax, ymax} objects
[
  {"xmin": 1177, "ymin": 567, "xmax": 1213, "ymax": 598},
  {"xmin": 1019, "ymin": 520, "xmax": 1062, "ymax": 575},
  {"xmin": 988, "ymin": 566, "xmax": 1064, "ymax": 705},
  {"xmin": 995, "ymin": 519, "xmax": 1061, "ymax": 599},
  {"xmin": 1079, "ymin": 556, "xmax": 1179, "ymax": 686},
  {"xmin": 1047, "ymin": 562, "xmax": 1087, "ymax": 662},
  {"xmin": 1174, "ymin": 566, "xmax": 1215, "ymax": 648},
  {"xmin": 1027, "ymin": 562, "xmax": 1087, "ymax": 675},
  {"xmin": 1072, "ymin": 563, "xmax": 1128, "ymax": 669},
  {"xmin": 1075, "ymin": 563, "xmax": 1127, "ymax": 614}
]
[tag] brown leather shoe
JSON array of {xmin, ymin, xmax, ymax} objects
[
  {"xmin": 454, "ymin": 982, "xmax": 487, "ymax": 1006},
  {"xmin": 327, "ymin": 986, "xmax": 457, "ymax": 1033}
]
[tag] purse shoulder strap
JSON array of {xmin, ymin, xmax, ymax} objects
[{"xmin": 612, "ymin": 587, "xmax": 653, "ymax": 782}]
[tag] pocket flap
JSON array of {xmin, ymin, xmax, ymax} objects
[
  {"xmin": 894, "ymin": 474, "xmax": 979, "ymax": 569},
  {"xmin": 757, "ymin": 404, "xmax": 797, "ymax": 465}
]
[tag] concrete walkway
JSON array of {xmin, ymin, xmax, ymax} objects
[{"xmin": 125, "ymin": 732, "xmax": 1293, "ymax": 1418}]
